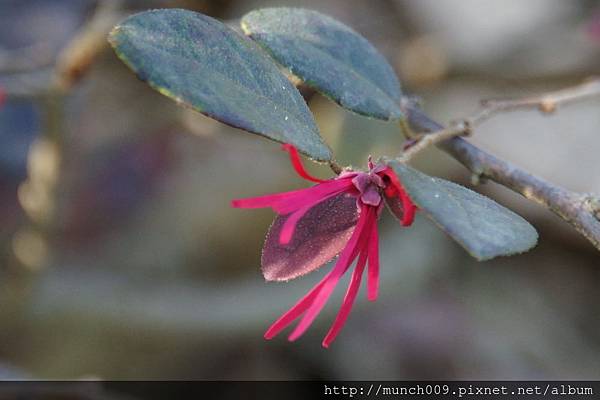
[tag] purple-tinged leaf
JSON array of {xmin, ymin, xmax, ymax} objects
[
  {"xmin": 241, "ymin": 8, "xmax": 403, "ymax": 120},
  {"xmin": 262, "ymin": 193, "xmax": 358, "ymax": 281},
  {"xmin": 108, "ymin": 9, "xmax": 332, "ymax": 161}
]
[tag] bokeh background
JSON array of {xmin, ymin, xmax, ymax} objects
[{"xmin": 1, "ymin": 0, "xmax": 600, "ymax": 382}]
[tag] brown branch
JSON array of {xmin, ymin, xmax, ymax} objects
[
  {"xmin": 54, "ymin": 0, "xmax": 125, "ymax": 91},
  {"xmin": 401, "ymin": 98, "xmax": 600, "ymax": 251},
  {"xmin": 0, "ymin": 1, "xmax": 124, "ymax": 102},
  {"xmin": 479, "ymin": 77, "xmax": 600, "ymax": 114},
  {"xmin": 400, "ymin": 78, "xmax": 600, "ymax": 162},
  {"xmin": 399, "ymin": 119, "xmax": 472, "ymax": 162}
]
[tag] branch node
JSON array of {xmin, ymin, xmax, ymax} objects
[
  {"xmin": 470, "ymin": 172, "xmax": 488, "ymax": 186},
  {"xmin": 538, "ymin": 98, "xmax": 557, "ymax": 114},
  {"xmin": 459, "ymin": 119, "xmax": 474, "ymax": 136},
  {"xmin": 583, "ymin": 195, "xmax": 600, "ymax": 221},
  {"xmin": 402, "ymin": 136, "xmax": 421, "ymax": 151},
  {"xmin": 479, "ymin": 98, "xmax": 493, "ymax": 107}
]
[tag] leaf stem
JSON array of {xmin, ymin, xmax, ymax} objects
[{"xmin": 329, "ymin": 160, "xmax": 343, "ymax": 175}]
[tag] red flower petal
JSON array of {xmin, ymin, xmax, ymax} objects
[
  {"xmin": 366, "ymin": 217, "xmax": 379, "ymax": 301},
  {"xmin": 379, "ymin": 168, "xmax": 417, "ymax": 226},
  {"xmin": 287, "ymin": 205, "xmax": 375, "ymax": 341},
  {"xmin": 231, "ymin": 178, "xmax": 353, "ymax": 214},
  {"xmin": 264, "ymin": 278, "xmax": 327, "ymax": 339},
  {"xmin": 281, "ymin": 143, "xmax": 326, "ymax": 183},
  {"xmin": 322, "ymin": 247, "xmax": 368, "ymax": 348}
]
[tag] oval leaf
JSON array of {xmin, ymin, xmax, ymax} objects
[
  {"xmin": 241, "ymin": 8, "xmax": 403, "ymax": 120},
  {"xmin": 262, "ymin": 192, "xmax": 358, "ymax": 281},
  {"xmin": 386, "ymin": 160, "xmax": 538, "ymax": 260},
  {"xmin": 109, "ymin": 9, "xmax": 332, "ymax": 161}
]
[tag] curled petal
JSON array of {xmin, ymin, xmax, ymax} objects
[
  {"xmin": 385, "ymin": 193, "xmax": 416, "ymax": 226},
  {"xmin": 282, "ymin": 144, "xmax": 326, "ymax": 183},
  {"xmin": 380, "ymin": 168, "xmax": 417, "ymax": 226},
  {"xmin": 397, "ymin": 186, "xmax": 417, "ymax": 226}
]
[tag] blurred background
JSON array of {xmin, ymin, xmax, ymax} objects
[{"xmin": 1, "ymin": 0, "xmax": 600, "ymax": 382}]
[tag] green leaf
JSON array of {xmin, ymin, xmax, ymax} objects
[
  {"xmin": 386, "ymin": 160, "xmax": 538, "ymax": 260},
  {"xmin": 109, "ymin": 9, "xmax": 332, "ymax": 161},
  {"xmin": 241, "ymin": 8, "xmax": 403, "ymax": 121}
]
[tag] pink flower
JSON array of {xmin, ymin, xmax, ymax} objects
[{"xmin": 232, "ymin": 144, "xmax": 416, "ymax": 347}]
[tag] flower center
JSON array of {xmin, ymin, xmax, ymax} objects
[{"xmin": 351, "ymin": 169, "xmax": 385, "ymax": 207}]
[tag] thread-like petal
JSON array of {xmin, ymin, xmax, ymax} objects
[
  {"xmin": 236, "ymin": 154, "xmax": 406, "ymax": 346},
  {"xmin": 367, "ymin": 219, "xmax": 380, "ymax": 301},
  {"xmin": 264, "ymin": 278, "xmax": 328, "ymax": 339},
  {"xmin": 279, "ymin": 204, "xmax": 312, "ymax": 245},
  {"xmin": 282, "ymin": 144, "xmax": 326, "ymax": 183},
  {"xmin": 231, "ymin": 178, "xmax": 354, "ymax": 215},
  {"xmin": 322, "ymin": 246, "xmax": 368, "ymax": 348},
  {"xmin": 288, "ymin": 206, "xmax": 373, "ymax": 341},
  {"xmin": 399, "ymin": 191, "xmax": 416, "ymax": 226},
  {"xmin": 231, "ymin": 191, "xmax": 296, "ymax": 209},
  {"xmin": 273, "ymin": 179, "xmax": 354, "ymax": 215}
]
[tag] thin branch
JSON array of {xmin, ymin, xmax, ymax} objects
[
  {"xmin": 479, "ymin": 77, "xmax": 600, "ymax": 115},
  {"xmin": 400, "ymin": 78, "xmax": 600, "ymax": 162},
  {"xmin": 401, "ymin": 98, "xmax": 600, "ymax": 252},
  {"xmin": 0, "ymin": 1, "xmax": 124, "ymax": 101},
  {"xmin": 399, "ymin": 120, "xmax": 472, "ymax": 162},
  {"xmin": 54, "ymin": 0, "xmax": 125, "ymax": 91}
]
